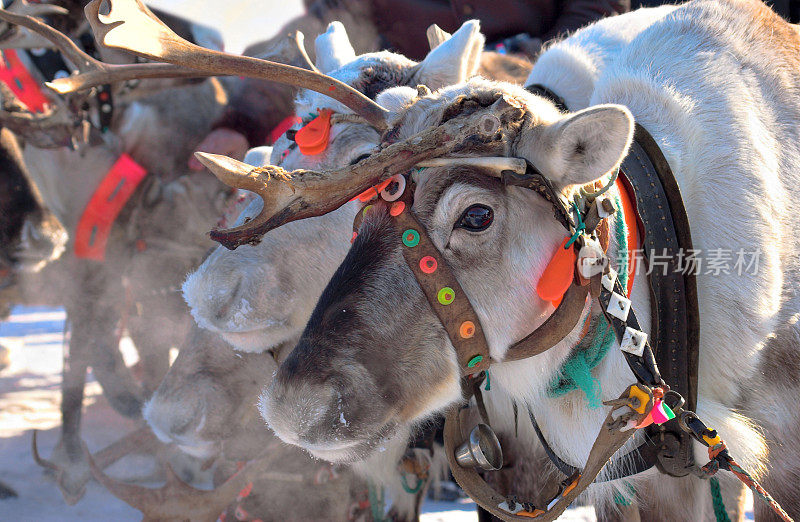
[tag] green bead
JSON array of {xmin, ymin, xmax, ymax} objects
[
  {"xmin": 467, "ymin": 355, "xmax": 483, "ymax": 368},
  {"xmin": 437, "ymin": 287, "xmax": 455, "ymax": 305},
  {"xmin": 402, "ymin": 229, "xmax": 420, "ymax": 247}
]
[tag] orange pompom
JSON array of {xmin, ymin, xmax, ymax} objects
[
  {"xmin": 295, "ymin": 109, "xmax": 332, "ymax": 155},
  {"xmin": 536, "ymin": 237, "xmax": 576, "ymax": 305}
]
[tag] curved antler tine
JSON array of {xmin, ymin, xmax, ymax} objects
[
  {"xmin": 31, "ymin": 430, "xmax": 61, "ymax": 472},
  {"xmin": 92, "ymin": 426, "xmax": 161, "ymax": 470},
  {"xmin": 86, "ymin": 446, "xmax": 159, "ymax": 512},
  {"xmin": 84, "ymin": 0, "xmax": 181, "ymax": 61},
  {"xmin": 88, "ymin": 441, "xmax": 265, "ymax": 520},
  {"xmin": 294, "ymin": 31, "xmax": 320, "ymax": 73},
  {"xmin": 0, "ymin": 7, "xmax": 99, "ymax": 73},
  {"xmin": 46, "ymin": 63, "xmax": 205, "ymax": 95},
  {"xmin": 7, "ymin": 0, "xmax": 69, "ymax": 17},
  {"xmin": 85, "ymin": 0, "xmax": 389, "ymax": 130}
]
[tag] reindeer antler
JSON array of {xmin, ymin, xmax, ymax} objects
[
  {"xmin": 32, "ymin": 427, "xmax": 163, "ymax": 504},
  {"xmin": 78, "ymin": 0, "xmax": 389, "ymax": 130},
  {"xmin": 293, "ymin": 31, "xmax": 319, "ymax": 73},
  {"xmin": 6, "ymin": 0, "xmax": 68, "ymax": 18},
  {"xmin": 198, "ymin": 96, "xmax": 520, "ymax": 249},
  {"xmin": 88, "ymin": 448, "xmax": 267, "ymax": 522},
  {"xmin": 0, "ymin": 81, "xmax": 89, "ymax": 148},
  {"xmin": 0, "ymin": 6, "xmax": 206, "ymax": 95}
]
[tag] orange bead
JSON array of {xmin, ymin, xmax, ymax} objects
[
  {"xmin": 460, "ymin": 321, "xmax": 475, "ymax": 339},
  {"xmin": 419, "ymin": 255, "xmax": 437, "ymax": 274},
  {"xmin": 389, "ymin": 201, "xmax": 405, "ymax": 216}
]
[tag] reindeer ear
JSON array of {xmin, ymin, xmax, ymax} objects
[
  {"xmin": 415, "ymin": 20, "xmax": 484, "ymax": 89},
  {"xmin": 244, "ymin": 146, "xmax": 273, "ymax": 167},
  {"xmin": 375, "ymin": 86, "xmax": 418, "ymax": 112},
  {"xmin": 314, "ymin": 22, "xmax": 356, "ymax": 73},
  {"xmin": 520, "ymin": 105, "xmax": 634, "ymax": 187}
]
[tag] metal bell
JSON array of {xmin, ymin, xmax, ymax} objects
[{"xmin": 454, "ymin": 423, "xmax": 503, "ymax": 471}]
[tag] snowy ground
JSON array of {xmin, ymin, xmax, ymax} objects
[{"xmin": 0, "ymin": 306, "xmax": 605, "ymax": 521}]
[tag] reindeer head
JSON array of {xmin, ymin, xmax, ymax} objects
[
  {"xmin": 253, "ymin": 79, "xmax": 635, "ymax": 463},
  {"xmin": 0, "ymin": 128, "xmax": 66, "ymax": 273},
  {"xmin": 143, "ymin": 325, "xmax": 276, "ymax": 459},
  {"xmin": 183, "ymin": 20, "xmax": 486, "ymax": 354}
]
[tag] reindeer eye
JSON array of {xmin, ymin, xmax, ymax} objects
[{"xmin": 457, "ymin": 205, "xmax": 493, "ymax": 231}]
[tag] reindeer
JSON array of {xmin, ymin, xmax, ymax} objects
[
  {"xmin": 86, "ymin": 324, "xmax": 377, "ymax": 522},
  {"xmin": 193, "ymin": 7, "xmax": 750, "ymax": 521},
  {"xmin": 163, "ymin": 22, "xmax": 496, "ymax": 521},
  {"xmin": 0, "ymin": 5, "xmax": 238, "ymax": 503},
  {"xmin": 0, "ymin": 127, "xmax": 66, "ymax": 501},
  {"xmin": 170, "ymin": 0, "xmax": 796, "ymax": 519},
  {"xmin": 23, "ymin": 0, "xmax": 777, "ymax": 518}
]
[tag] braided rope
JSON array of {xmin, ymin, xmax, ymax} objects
[
  {"xmin": 709, "ymin": 477, "xmax": 732, "ymax": 522},
  {"xmin": 726, "ymin": 457, "xmax": 793, "ymax": 522},
  {"xmin": 701, "ymin": 442, "xmax": 793, "ymax": 522}
]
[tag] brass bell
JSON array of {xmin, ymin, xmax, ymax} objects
[{"xmin": 454, "ymin": 423, "xmax": 503, "ymax": 471}]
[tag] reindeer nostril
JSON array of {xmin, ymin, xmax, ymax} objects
[{"xmin": 169, "ymin": 415, "xmax": 197, "ymax": 436}]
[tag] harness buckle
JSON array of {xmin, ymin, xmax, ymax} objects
[{"xmin": 652, "ymin": 428, "xmax": 699, "ymax": 478}]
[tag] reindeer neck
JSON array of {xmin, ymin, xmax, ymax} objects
[
  {"xmin": 22, "ymin": 140, "xmax": 123, "ymax": 231},
  {"xmin": 489, "ymin": 182, "xmax": 652, "ymax": 469}
]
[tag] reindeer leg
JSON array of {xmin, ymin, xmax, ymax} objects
[
  {"xmin": 77, "ymin": 294, "xmax": 144, "ymax": 418},
  {"xmin": 126, "ymin": 309, "xmax": 186, "ymax": 395},
  {"xmin": 42, "ymin": 296, "xmax": 141, "ymax": 504},
  {"xmin": 43, "ymin": 307, "xmax": 92, "ymax": 505},
  {"xmin": 87, "ymin": 326, "xmax": 144, "ymax": 419}
]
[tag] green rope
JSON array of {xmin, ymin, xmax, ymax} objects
[
  {"xmin": 368, "ymin": 484, "xmax": 387, "ymax": 522},
  {"xmin": 547, "ymin": 192, "xmax": 628, "ymax": 407},
  {"xmin": 400, "ymin": 473, "xmax": 424, "ymax": 494},
  {"xmin": 710, "ymin": 477, "xmax": 732, "ymax": 522}
]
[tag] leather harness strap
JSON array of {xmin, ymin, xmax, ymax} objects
[
  {"xmin": 618, "ymin": 124, "xmax": 700, "ymax": 477},
  {"xmin": 524, "ymin": 85, "xmax": 701, "ymax": 477},
  {"xmin": 74, "ymin": 153, "xmax": 148, "ymax": 261},
  {"xmin": 388, "ymin": 179, "xmax": 492, "ymax": 376},
  {"xmin": 445, "ymin": 384, "xmax": 654, "ymax": 521}
]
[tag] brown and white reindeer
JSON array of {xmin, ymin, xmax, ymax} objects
[
  {"xmin": 0, "ymin": 4, "xmax": 238, "ymax": 503},
  {"xmin": 32, "ymin": 0, "xmax": 783, "ymax": 518},
  {"xmin": 195, "ymin": 6, "xmax": 750, "ymax": 521},
  {"xmin": 0, "ymin": 113, "xmax": 67, "ymax": 503},
  {"xmin": 95, "ymin": 324, "xmax": 378, "ymax": 522},
  {"xmin": 181, "ymin": 0, "xmax": 798, "ymax": 520}
]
